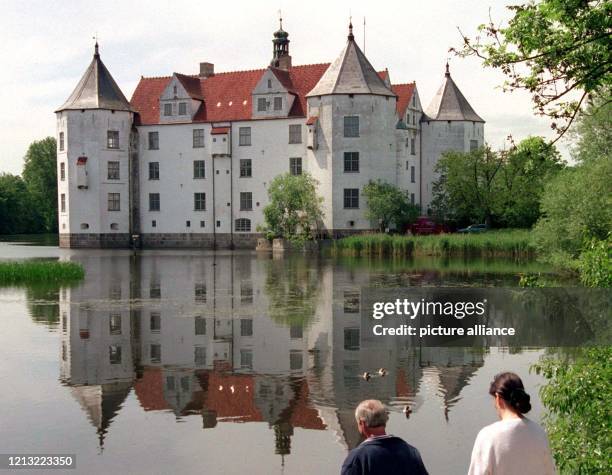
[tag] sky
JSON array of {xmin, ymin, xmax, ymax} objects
[{"xmin": 0, "ymin": 0, "xmax": 572, "ymax": 175}]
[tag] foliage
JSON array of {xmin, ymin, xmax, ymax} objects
[
  {"xmin": 533, "ymin": 156, "xmax": 612, "ymax": 260},
  {"xmin": 532, "ymin": 348, "xmax": 612, "ymax": 474},
  {"xmin": 22, "ymin": 137, "xmax": 58, "ymax": 233},
  {"xmin": 332, "ymin": 229, "xmax": 535, "ymax": 259},
  {"xmin": 569, "ymin": 88, "xmax": 612, "ymax": 164},
  {"xmin": 259, "ymin": 173, "xmax": 324, "ymax": 242},
  {"xmin": 0, "ymin": 260, "xmax": 84, "ymax": 285},
  {"xmin": 432, "ymin": 138, "xmax": 563, "ymax": 227},
  {"xmin": 0, "ymin": 174, "xmax": 39, "ymax": 234},
  {"xmin": 578, "ymin": 235, "xmax": 612, "ymax": 288},
  {"xmin": 363, "ymin": 180, "xmax": 419, "ymax": 231},
  {"xmin": 454, "ymin": 0, "xmax": 612, "ymax": 139}
]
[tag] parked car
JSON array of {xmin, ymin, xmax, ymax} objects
[
  {"xmin": 410, "ymin": 216, "xmax": 449, "ymax": 235},
  {"xmin": 457, "ymin": 224, "xmax": 488, "ymax": 233}
]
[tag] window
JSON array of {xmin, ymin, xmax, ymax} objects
[
  {"xmin": 410, "ymin": 138, "xmax": 416, "ymax": 155},
  {"xmin": 149, "ymin": 193, "xmax": 160, "ymax": 211},
  {"xmin": 200, "ymin": 220, "xmax": 205, "ymax": 228},
  {"xmin": 290, "ymin": 350, "xmax": 303, "ymax": 370},
  {"xmin": 290, "ymin": 324, "xmax": 303, "ymax": 339},
  {"xmin": 108, "ymin": 193, "xmax": 120, "ymax": 211},
  {"xmin": 194, "ymin": 346, "xmax": 206, "ymax": 366},
  {"xmin": 150, "ymin": 312, "xmax": 161, "ymax": 332},
  {"xmin": 193, "ymin": 129, "xmax": 205, "ymax": 148},
  {"xmin": 267, "ymin": 79, "xmax": 272, "ymax": 89},
  {"xmin": 151, "ymin": 220, "xmax": 157, "ymax": 227},
  {"xmin": 59, "ymin": 132, "xmax": 65, "ymax": 151},
  {"xmin": 150, "ymin": 281, "xmax": 161, "ymax": 298},
  {"xmin": 257, "ymin": 98, "xmax": 267, "ymax": 111},
  {"xmin": 239, "ymin": 127, "xmax": 251, "ymax": 146},
  {"xmin": 60, "ymin": 194, "xmax": 66, "ymax": 213},
  {"xmin": 195, "ymin": 282, "xmax": 206, "ymax": 303},
  {"xmin": 193, "ymin": 160, "xmax": 205, "ymax": 179},
  {"xmin": 60, "ymin": 163, "xmax": 65, "ymax": 181},
  {"xmin": 149, "ymin": 162, "xmax": 159, "ymax": 180},
  {"xmin": 344, "ymin": 328, "xmax": 360, "ymax": 350},
  {"xmin": 240, "ymin": 349, "xmax": 253, "ymax": 369},
  {"xmin": 163, "ymin": 103, "xmax": 172, "ymax": 116},
  {"xmin": 290, "ymin": 157, "xmax": 302, "ymax": 176},
  {"xmin": 150, "ymin": 344, "xmax": 161, "ymax": 363},
  {"xmin": 343, "ymin": 152, "xmax": 359, "ymax": 172},
  {"xmin": 178, "ymin": 102, "xmax": 187, "ymax": 115},
  {"xmin": 289, "ymin": 124, "xmax": 302, "ymax": 144},
  {"xmin": 470, "ymin": 139, "xmax": 479, "ymax": 152},
  {"xmin": 107, "ymin": 161, "xmax": 120, "ymax": 180},
  {"xmin": 109, "ymin": 313, "xmax": 122, "ymax": 335},
  {"xmin": 109, "ymin": 345, "xmax": 122, "ymax": 364},
  {"xmin": 194, "ymin": 192, "xmax": 206, "ymax": 211},
  {"xmin": 195, "ymin": 316, "xmax": 206, "ymax": 335},
  {"xmin": 343, "ymin": 291, "xmax": 360, "ymax": 313},
  {"xmin": 148, "ymin": 131, "xmax": 159, "ymax": 150},
  {"xmin": 240, "ymin": 159, "xmax": 252, "ymax": 177},
  {"xmin": 344, "ymin": 188, "xmax": 359, "ymax": 209},
  {"xmin": 240, "ymin": 318, "xmax": 253, "ymax": 336},
  {"xmin": 344, "ymin": 116, "xmax": 359, "ymax": 137},
  {"xmin": 240, "ymin": 192, "xmax": 252, "ymax": 211},
  {"xmin": 410, "ymin": 193, "xmax": 415, "ymax": 205},
  {"xmin": 410, "ymin": 165, "xmax": 416, "ymax": 183},
  {"xmin": 186, "ymin": 220, "xmax": 191, "ymax": 227},
  {"xmin": 241, "ymin": 281, "xmax": 253, "ymax": 304},
  {"xmin": 274, "ymin": 97, "xmax": 283, "ymax": 111},
  {"xmin": 107, "ymin": 130, "xmax": 119, "ymax": 149},
  {"xmin": 235, "ymin": 218, "xmax": 251, "ymax": 232}
]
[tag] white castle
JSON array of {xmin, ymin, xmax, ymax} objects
[{"xmin": 55, "ymin": 21, "xmax": 484, "ymax": 248}]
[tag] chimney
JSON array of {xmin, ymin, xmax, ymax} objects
[{"xmin": 199, "ymin": 62, "xmax": 214, "ymax": 78}]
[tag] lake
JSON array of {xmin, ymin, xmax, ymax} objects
[{"xmin": 0, "ymin": 236, "xmax": 573, "ymax": 474}]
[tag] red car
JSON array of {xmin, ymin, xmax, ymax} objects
[{"xmin": 410, "ymin": 216, "xmax": 448, "ymax": 235}]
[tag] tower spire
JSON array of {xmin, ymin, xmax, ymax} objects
[
  {"xmin": 445, "ymin": 61, "xmax": 450, "ymax": 76},
  {"xmin": 348, "ymin": 18, "xmax": 354, "ymax": 41},
  {"xmin": 93, "ymin": 35, "xmax": 99, "ymax": 58},
  {"xmin": 271, "ymin": 15, "xmax": 291, "ymax": 70}
]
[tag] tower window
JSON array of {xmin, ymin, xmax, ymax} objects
[
  {"xmin": 60, "ymin": 162, "xmax": 65, "ymax": 181},
  {"xmin": 343, "ymin": 152, "xmax": 359, "ymax": 173},
  {"xmin": 288, "ymin": 124, "xmax": 302, "ymax": 144},
  {"xmin": 107, "ymin": 193, "xmax": 120, "ymax": 211},
  {"xmin": 60, "ymin": 194, "xmax": 66, "ymax": 213},
  {"xmin": 410, "ymin": 166, "xmax": 416, "ymax": 183},
  {"xmin": 344, "ymin": 116, "xmax": 359, "ymax": 137},
  {"xmin": 240, "ymin": 192, "xmax": 252, "ymax": 211},
  {"xmin": 410, "ymin": 193, "xmax": 415, "ymax": 205},
  {"xmin": 410, "ymin": 138, "xmax": 416, "ymax": 155},
  {"xmin": 59, "ymin": 132, "xmax": 65, "ymax": 151},
  {"xmin": 343, "ymin": 188, "xmax": 359, "ymax": 209},
  {"xmin": 107, "ymin": 131, "xmax": 119, "ymax": 149},
  {"xmin": 193, "ymin": 160, "xmax": 206, "ymax": 179},
  {"xmin": 240, "ymin": 159, "xmax": 252, "ymax": 177},
  {"xmin": 148, "ymin": 131, "xmax": 159, "ymax": 150},
  {"xmin": 273, "ymin": 97, "xmax": 283, "ymax": 111},
  {"xmin": 107, "ymin": 161, "xmax": 120, "ymax": 180},
  {"xmin": 257, "ymin": 98, "xmax": 267, "ymax": 112},
  {"xmin": 194, "ymin": 193, "xmax": 206, "ymax": 211},
  {"xmin": 289, "ymin": 157, "xmax": 302, "ymax": 176},
  {"xmin": 239, "ymin": 127, "xmax": 251, "ymax": 146},
  {"xmin": 149, "ymin": 162, "xmax": 159, "ymax": 180},
  {"xmin": 193, "ymin": 129, "xmax": 205, "ymax": 148},
  {"xmin": 149, "ymin": 193, "xmax": 160, "ymax": 211}
]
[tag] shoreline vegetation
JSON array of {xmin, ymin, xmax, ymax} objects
[
  {"xmin": 0, "ymin": 260, "xmax": 84, "ymax": 285},
  {"xmin": 331, "ymin": 230, "xmax": 535, "ymax": 259}
]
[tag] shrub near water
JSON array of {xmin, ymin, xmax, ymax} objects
[
  {"xmin": 333, "ymin": 230, "xmax": 535, "ymax": 259},
  {"xmin": 0, "ymin": 260, "xmax": 84, "ymax": 284}
]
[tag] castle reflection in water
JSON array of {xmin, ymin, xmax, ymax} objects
[{"xmin": 56, "ymin": 252, "xmax": 485, "ymax": 456}]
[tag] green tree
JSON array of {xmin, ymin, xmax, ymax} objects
[
  {"xmin": 568, "ymin": 88, "xmax": 612, "ymax": 163},
  {"xmin": 363, "ymin": 180, "xmax": 419, "ymax": 232},
  {"xmin": 22, "ymin": 137, "xmax": 57, "ymax": 233},
  {"xmin": 260, "ymin": 172, "xmax": 324, "ymax": 241},
  {"xmin": 454, "ymin": 0, "xmax": 612, "ymax": 139},
  {"xmin": 0, "ymin": 174, "xmax": 38, "ymax": 234}
]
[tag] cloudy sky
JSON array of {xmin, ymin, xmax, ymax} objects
[{"xmin": 0, "ymin": 0, "xmax": 570, "ymax": 175}]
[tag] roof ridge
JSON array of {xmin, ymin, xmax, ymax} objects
[{"xmin": 392, "ymin": 82, "xmax": 416, "ymax": 87}]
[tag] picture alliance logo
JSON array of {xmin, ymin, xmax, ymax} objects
[{"xmin": 371, "ymin": 298, "xmax": 488, "ymax": 320}]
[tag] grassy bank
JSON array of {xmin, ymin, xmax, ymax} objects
[
  {"xmin": 332, "ymin": 230, "xmax": 536, "ymax": 259},
  {"xmin": 0, "ymin": 260, "xmax": 84, "ymax": 285}
]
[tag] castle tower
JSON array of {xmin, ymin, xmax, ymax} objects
[
  {"xmin": 56, "ymin": 42, "xmax": 134, "ymax": 248},
  {"xmin": 306, "ymin": 22, "xmax": 398, "ymax": 236},
  {"xmin": 420, "ymin": 63, "xmax": 485, "ymax": 213},
  {"xmin": 271, "ymin": 17, "xmax": 291, "ymax": 70}
]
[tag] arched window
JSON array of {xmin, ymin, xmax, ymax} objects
[{"xmin": 235, "ymin": 218, "xmax": 251, "ymax": 232}]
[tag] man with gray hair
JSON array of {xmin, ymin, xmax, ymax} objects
[{"xmin": 341, "ymin": 399, "xmax": 428, "ymax": 475}]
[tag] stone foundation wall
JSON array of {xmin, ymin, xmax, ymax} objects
[
  {"xmin": 140, "ymin": 233, "xmax": 262, "ymax": 249},
  {"xmin": 59, "ymin": 233, "xmax": 131, "ymax": 249}
]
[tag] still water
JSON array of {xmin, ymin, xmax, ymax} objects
[{"xmin": 0, "ymin": 237, "xmax": 567, "ymax": 474}]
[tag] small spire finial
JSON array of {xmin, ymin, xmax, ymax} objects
[
  {"xmin": 278, "ymin": 9, "xmax": 283, "ymax": 30},
  {"xmin": 93, "ymin": 34, "xmax": 99, "ymax": 58},
  {"xmin": 348, "ymin": 16, "xmax": 354, "ymax": 41},
  {"xmin": 445, "ymin": 59, "xmax": 450, "ymax": 76}
]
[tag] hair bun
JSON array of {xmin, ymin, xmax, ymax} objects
[{"xmin": 509, "ymin": 388, "xmax": 531, "ymax": 414}]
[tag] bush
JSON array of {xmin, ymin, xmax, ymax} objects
[
  {"xmin": 0, "ymin": 260, "xmax": 84, "ymax": 284},
  {"xmin": 578, "ymin": 236, "xmax": 612, "ymax": 288}
]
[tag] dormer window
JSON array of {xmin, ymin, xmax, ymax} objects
[
  {"xmin": 163, "ymin": 103, "xmax": 172, "ymax": 116},
  {"xmin": 257, "ymin": 98, "xmax": 267, "ymax": 112},
  {"xmin": 273, "ymin": 97, "xmax": 282, "ymax": 111},
  {"xmin": 267, "ymin": 79, "xmax": 272, "ymax": 89},
  {"xmin": 173, "ymin": 85, "xmax": 177, "ymax": 95},
  {"xmin": 178, "ymin": 102, "xmax": 187, "ymax": 115}
]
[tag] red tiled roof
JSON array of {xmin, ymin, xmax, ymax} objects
[
  {"xmin": 392, "ymin": 83, "xmax": 416, "ymax": 117},
  {"xmin": 306, "ymin": 116, "xmax": 318, "ymax": 125},
  {"xmin": 175, "ymin": 73, "xmax": 204, "ymax": 100},
  {"xmin": 134, "ymin": 367, "xmax": 168, "ymax": 411},
  {"xmin": 211, "ymin": 126, "xmax": 230, "ymax": 134},
  {"xmin": 131, "ymin": 64, "xmax": 330, "ymax": 125}
]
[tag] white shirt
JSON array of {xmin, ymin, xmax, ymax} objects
[{"xmin": 468, "ymin": 417, "xmax": 556, "ymax": 475}]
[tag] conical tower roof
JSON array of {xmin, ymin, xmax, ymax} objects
[
  {"xmin": 56, "ymin": 43, "xmax": 132, "ymax": 112},
  {"xmin": 424, "ymin": 63, "xmax": 484, "ymax": 122},
  {"xmin": 307, "ymin": 23, "xmax": 395, "ymax": 97}
]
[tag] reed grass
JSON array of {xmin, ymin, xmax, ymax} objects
[
  {"xmin": 0, "ymin": 260, "xmax": 84, "ymax": 285},
  {"xmin": 332, "ymin": 230, "xmax": 536, "ymax": 259}
]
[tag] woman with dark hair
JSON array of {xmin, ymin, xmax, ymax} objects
[{"xmin": 468, "ymin": 372, "xmax": 555, "ymax": 475}]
